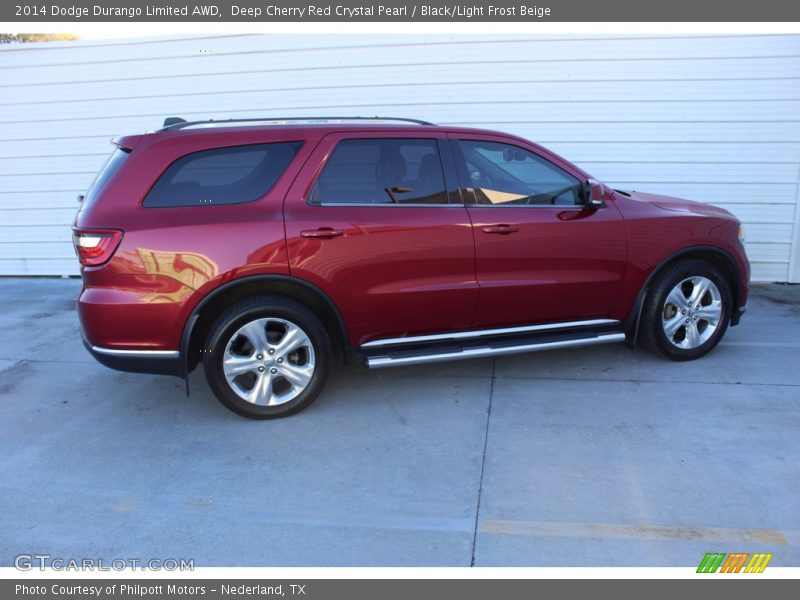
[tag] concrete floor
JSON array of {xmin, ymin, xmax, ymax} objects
[{"xmin": 0, "ymin": 278, "xmax": 798, "ymax": 567}]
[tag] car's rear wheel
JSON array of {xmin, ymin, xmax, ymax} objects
[
  {"xmin": 203, "ymin": 295, "xmax": 331, "ymax": 419},
  {"xmin": 640, "ymin": 259, "xmax": 732, "ymax": 361}
]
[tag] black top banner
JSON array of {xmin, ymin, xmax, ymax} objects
[{"xmin": 4, "ymin": 0, "xmax": 800, "ymax": 22}]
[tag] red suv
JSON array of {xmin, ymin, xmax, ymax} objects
[{"xmin": 74, "ymin": 117, "xmax": 749, "ymax": 419}]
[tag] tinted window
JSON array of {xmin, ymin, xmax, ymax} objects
[
  {"xmin": 144, "ymin": 142, "xmax": 302, "ymax": 207},
  {"xmin": 309, "ymin": 138, "xmax": 448, "ymax": 205},
  {"xmin": 458, "ymin": 140, "xmax": 582, "ymax": 206},
  {"xmin": 81, "ymin": 147, "xmax": 129, "ymax": 212}
]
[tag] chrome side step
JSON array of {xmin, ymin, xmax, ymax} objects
[
  {"xmin": 361, "ymin": 318, "xmax": 620, "ymax": 349},
  {"xmin": 366, "ymin": 332, "xmax": 626, "ymax": 368}
]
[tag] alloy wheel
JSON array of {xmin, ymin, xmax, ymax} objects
[
  {"xmin": 661, "ymin": 276, "xmax": 723, "ymax": 350},
  {"xmin": 222, "ymin": 317, "xmax": 316, "ymax": 406}
]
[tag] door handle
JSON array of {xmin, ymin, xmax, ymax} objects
[
  {"xmin": 481, "ymin": 224, "xmax": 519, "ymax": 235},
  {"xmin": 300, "ymin": 228, "xmax": 344, "ymax": 239}
]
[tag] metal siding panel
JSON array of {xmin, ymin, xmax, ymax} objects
[
  {"xmin": 0, "ymin": 173, "xmax": 95, "ymax": 193},
  {"xmin": 0, "ymin": 34, "xmax": 797, "ymax": 280},
  {"xmin": 745, "ymin": 242, "xmax": 794, "ymax": 263},
  {"xmin": 580, "ymin": 163, "xmax": 799, "ymax": 185},
  {"xmin": 2, "ymin": 34, "xmax": 797, "ymax": 68},
  {"xmin": 749, "ymin": 262, "xmax": 790, "ymax": 281},
  {"xmin": 744, "ymin": 223, "xmax": 795, "ymax": 242},
  {"xmin": 474, "ymin": 122, "xmax": 800, "ymax": 143},
  {"xmin": 0, "ymin": 258, "xmax": 78, "ymax": 276},
  {"xmin": 5, "ymin": 51, "xmax": 800, "ymax": 87},
  {"xmin": 0, "ymin": 155, "xmax": 108, "ymax": 177},
  {"xmin": 0, "ymin": 241, "xmax": 73, "ymax": 259},
  {"xmin": 548, "ymin": 142, "xmax": 800, "ymax": 164},
  {"xmin": 0, "ymin": 225, "xmax": 73, "ymax": 242},
  {"xmin": 6, "ymin": 99, "xmax": 800, "ymax": 132},
  {"xmin": 0, "ymin": 192, "xmax": 88, "ymax": 209},
  {"xmin": 0, "ymin": 208, "xmax": 78, "ymax": 226},
  {"xmin": 5, "ymin": 78, "xmax": 800, "ymax": 116}
]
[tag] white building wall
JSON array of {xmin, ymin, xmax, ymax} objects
[{"xmin": 1, "ymin": 33, "xmax": 799, "ymax": 280}]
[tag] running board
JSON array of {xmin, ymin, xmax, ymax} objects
[
  {"xmin": 366, "ymin": 331, "xmax": 626, "ymax": 368},
  {"xmin": 361, "ymin": 318, "xmax": 619, "ymax": 349}
]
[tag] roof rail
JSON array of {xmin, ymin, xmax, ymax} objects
[
  {"xmin": 162, "ymin": 117, "xmax": 187, "ymax": 128},
  {"xmin": 159, "ymin": 116, "xmax": 436, "ymax": 131}
]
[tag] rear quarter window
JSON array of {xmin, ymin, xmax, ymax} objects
[
  {"xmin": 80, "ymin": 147, "xmax": 129, "ymax": 213},
  {"xmin": 143, "ymin": 141, "xmax": 303, "ymax": 208}
]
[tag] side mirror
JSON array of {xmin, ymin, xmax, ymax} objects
[{"xmin": 586, "ymin": 178, "xmax": 606, "ymax": 207}]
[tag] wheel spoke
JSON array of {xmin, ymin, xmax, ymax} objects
[
  {"xmin": 277, "ymin": 362, "xmax": 314, "ymax": 391},
  {"xmin": 240, "ymin": 320, "xmax": 270, "ymax": 355},
  {"xmin": 663, "ymin": 315, "xmax": 685, "ymax": 338},
  {"xmin": 665, "ymin": 286, "xmax": 689, "ymax": 311},
  {"xmin": 223, "ymin": 354, "xmax": 260, "ymax": 378},
  {"xmin": 689, "ymin": 277, "xmax": 711, "ymax": 306},
  {"xmin": 246, "ymin": 372, "xmax": 273, "ymax": 406},
  {"xmin": 695, "ymin": 300, "xmax": 722, "ymax": 324},
  {"xmin": 684, "ymin": 321, "xmax": 701, "ymax": 348},
  {"xmin": 273, "ymin": 324, "xmax": 309, "ymax": 357}
]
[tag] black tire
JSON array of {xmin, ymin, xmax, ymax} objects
[
  {"xmin": 640, "ymin": 259, "xmax": 732, "ymax": 361},
  {"xmin": 202, "ymin": 295, "xmax": 331, "ymax": 419}
]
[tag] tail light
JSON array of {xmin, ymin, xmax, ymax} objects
[{"xmin": 72, "ymin": 229, "xmax": 123, "ymax": 267}]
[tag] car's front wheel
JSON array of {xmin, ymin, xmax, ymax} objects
[
  {"xmin": 203, "ymin": 295, "xmax": 331, "ymax": 419},
  {"xmin": 640, "ymin": 259, "xmax": 732, "ymax": 361}
]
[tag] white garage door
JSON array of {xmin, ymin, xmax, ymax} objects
[{"xmin": 1, "ymin": 34, "xmax": 799, "ymax": 281}]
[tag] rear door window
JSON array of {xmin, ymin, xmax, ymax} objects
[
  {"xmin": 144, "ymin": 142, "xmax": 302, "ymax": 207},
  {"xmin": 308, "ymin": 138, "xmax": 449, "ymax": 205}
]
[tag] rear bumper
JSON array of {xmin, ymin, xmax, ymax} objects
[
  {"xmin": 77, "ymin": 285, "xmax": 184, "ymax": 350},
  {"xmin": 82, "ymin": 337, "xmax": 182, "ymax": 376}
]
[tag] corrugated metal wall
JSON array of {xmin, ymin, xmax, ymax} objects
[{"xmin": 1, "ymin": 34, "xmax": 799, "ymax": 280}]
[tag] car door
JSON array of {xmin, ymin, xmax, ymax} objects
[
  {"xmin": 450, "ymin": 133, "xmax": 628, "ymax": 329},
  {"xmin": 284, "ymin": 131, "xmax": 479, "ymax": 346}
]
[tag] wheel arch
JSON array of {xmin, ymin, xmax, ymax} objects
[
  {"xmin": 180, "ymin": 274, "xmax": 349, "ymax": 377},
  {"xmin": 625, "ymin": 245, "xmax": 743, "ymax": 346}
]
